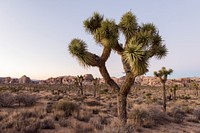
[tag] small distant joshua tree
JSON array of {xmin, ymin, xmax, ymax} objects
[
  {"xmin": 170, "ymin": 84, "xmax": 179, "ymax": 101},
  {"xmin": 92, "ymin": 78, "xmax": 100, "ymax": 97},
  {"xmin": 154, "ymin": 67, "xmax": 173, "ymax": 112},
  {"xmin": 68, "ymin": 11, "xmax": 167, "ymax": 124},
  {"xmin": 191, "ymin": 81, "xmax": 199, "ymax": 96},
  {"xmin": 74, "ymin": 75, "xmax": 84, "ymax": 95}
]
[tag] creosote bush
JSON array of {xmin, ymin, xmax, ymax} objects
[
  {"xmin": 193, "ymin": 108, "xmax": 200, "ymax": 120},
  {"xmin": 54, "ymin": 100, "xmax": 79, "ymax": 117},
  {"xmin": 15, "ymin": 93, "xmax": 38, "ymax": 107},
  {"xmin": 0, "ymin": 92, "xmax": 15, "ymax": 107},
  {"xmin": 129, "ymin": 105, "xmax": 169, "ymax": 128}
]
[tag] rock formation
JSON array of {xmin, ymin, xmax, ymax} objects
[{"xmin": 19, "ymin": 75, "xmax": 31, "ymax": 84}]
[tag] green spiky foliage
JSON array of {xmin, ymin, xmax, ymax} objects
[
  {"xmin": 191, "ymin": 81, "xmax": 199, "ymax": 96},
  {"xmin": 154, "ymin": 67, "xmax": 173, "ymax": 83},
  {"xmin": 68, "ymin": 11, "xmax": 168, "ymax": 124},
  {"xmin": 170, "ymin": 84, "xmax": 179, "ymax": 101},
  {"xmin": 68, "ymin": 39, "xmax": 100, "ymax": 67},
  {"xmin": 74, "ymin": 75, "xmax": 84, "ymax": 95},
  {"xmin": 154, "ymin": 67, "xmax": 173, "ymax": 112}
]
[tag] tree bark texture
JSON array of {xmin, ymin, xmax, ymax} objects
[
  {"xmin": 162, "ymin": 83, "xmax": 166, "ymax": 112},
  {"xmin": 117, "ymin": 93, "xmax": 128, "ymax": 125}
]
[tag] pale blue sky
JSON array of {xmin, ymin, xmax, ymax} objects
[{"xmin": 0, "ymin": 1, "xmax": 200, "ymax": 79}]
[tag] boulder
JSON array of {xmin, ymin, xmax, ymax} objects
[{"xmin": 19, "ymin": 75, "xmax": 31, "ymax": 84}]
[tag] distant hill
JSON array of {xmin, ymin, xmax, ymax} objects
[{"xmin": 1, "ymin": 74, "xmax": 199, "ymax": 87}]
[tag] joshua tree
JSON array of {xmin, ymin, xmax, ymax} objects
[
  {"xmin": 191, "ymin": 81, "xmax": 199, "ymax": 96},
  {"xmin": 74, "ymin": 75, "xmax": 84, "ymax": 95},
  {"xmin": 92, "ymin": 78, "xmax": 100, "ymax": 97},
  {"xmin": 154, "ymin": 67, "xmax": 173, "ymax": 112},
  {"xmin": 68, "ymin": 11, "xmax": 167, "ymax": 124},
  {"xmin": 170, "ymin": 84, "xmax": 179, "ymax": 101}
]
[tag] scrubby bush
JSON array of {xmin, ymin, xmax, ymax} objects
[
  {"xmin": 193, "ymin": 108, "xmax": 200, "ymax": 120},
  {"xmin": 103, "ymin": 118, "xmax": 134, "ymax": 133},
  {"xmin": 22, "ymin": 120, "xmax": 41, "ymax": 133},
  {"xmin": 15, "ymin": 93, "xmax": 38, "ymax": 107},
  {"xmin": 55, "ymin": 100, "xmax": 79, "ymax": 117},
  {"xmin": 0, "ymin": 92, "xmax": 15, "ymax": 107},
  {"xmin": 58, "ymin": 118, "xmax": 69, "ymax": 127},
  {"xmin": 40, "ymin": 118, "xmax": 55, "ymax": 129},
  {"xmin": 53, "ymin": 111, "xmax": 65, "ymax": 121},
  {"xmin": 74, "ymin": 122, "xmax": 93, "ymax": 133},
  {"xmin": 129, "ymin": 105, "xmax": 169, "ymax": 128},
  {"xmin": 85, "ymin": 100, "xmax": 102, "ymax": 106},
  {"xmin": 169, "ymin": 106, "xmax": 185, "ymax": 123},
  {"xmin": 76, "ymin": 110, "xmax": 91, "ymax": 122}
]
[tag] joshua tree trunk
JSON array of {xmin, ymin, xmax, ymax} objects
[
  {"xmin": 117, "ymin": 73, "xmax": 135, "ymax": 125},
  {"xmin": 196, "ymin": 88, "xmax": 198, "ymax": 96},
  {"xmin": 93, "ymin": 86, "xmax": 96, "ymax": 97},
  {"xmin": 99, "ymin": 65, "xmax": 135, "ymax": 125},
  {"xmin": 117, "ymin": 93, "xmax": 127, "ymax": 125},
  {"xmin": 173, "ymin": 89, "xmax": 176, "ymax": 101},
  {"xmin": 162, "ymin": 83, "xmax": 167, "ymax": 112}
]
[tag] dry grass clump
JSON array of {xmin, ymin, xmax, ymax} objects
[
  {"xmin": 89, "ymin": 117, "xmax": 104, "ymax": 130},
  {"xmin": 193, "ymin": 108, "xmax": 200, "ymax": 121},
  {"xmin": 76, "ymin": 110, "xmax": 92, "ymax": 122},
  {"xmin": 54, "ymin": 100, "xmax": 79, "ymax": 117},
  {"xmin": 15, "ymin": 93, "xmax": 38, "ymax": 107},
  {"xmin": 85, "ymin": 100, "xmax": 102, "ymax": 106},
  {"xmin": 0, "ymin": 107, "xmax": 49, "ymax": 133},
  {"xmin": 0, "ymin": 92, "xmax": 15, "ymax": 107},
  {"xmin": 129, "ymin": 105, "xmax": 169, "ymax": 128},
  {"xmin": 103, "ymin": 117, "xmax": 134, "ymax": 133},
  {"xmin": 74, "ymin": 121, "xmax": 93, "ymax": 133},
  {"xmin": 0, "ymin": 112, "xmax": 8, "ymax": 122},
  {"xmin": 58, "ymin": 118, "xmax": 69, "ymax": 127},
  {"xmin": 53, "ymin": 111, "xmax": 65, "ymax": 121},
  {"xmin": 40, "ymin": 117, "xmax": 55, "ymax": 129},
  {"xmin": 168, "ymin": 105, "xmax": 186, "ymax": 123}
]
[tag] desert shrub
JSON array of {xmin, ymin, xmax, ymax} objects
[
  {"xmin": 53, "ymin": 111, "xmax": 65, "ymax": 121},
  {"xmin": 58, "ymin": 118, "xmax": 69, "ymax": 127},
  {"xmin": 179, "ymin": 94, "xmax": 191, "ymax": 100},
  {"xmin": 0, "ymin": 92, "xmax": 15, "ymax": 107},
  {"xmin": 74, "ymin": 123, "xmax": 93, "ymax": 133},
  {"xmin": 103, "ymin": 119, "xmax": 134, "ymax": 133},
  {"xmin": 76, "ymin": 110, "xmax": 91, "ymax": 122},
  {"xmin": 186, "ymin": 117, "xmax": 199, "ymax": 123},
  {"xmin": 19, "ymin": 110, "xmax": 38, "ymax": 120},
  {"xmin": 129, "ymin": 106, "xmax": 149, "ymax": 127},
  {"xmin": 169, "ymin": 106, "xmax": 185, "ymax": 123},
  {"xmin": 15, "ymin": 93, "xmax": 38, "ymax": 107},
  {"xmin": 89, "ymin": 117, "xmax": 103, "ymax": 130},
  {"xmin": 54, "ymin": 100, "xmax": 79, "ymax": 117},
  {"xmin": 0, "ymin": 112, "xmax": 8, "ymax": 121},
  {"xmin": 129, "ymin": 105, "xmax": 169, "ymax": 128},
  {"xmin": 40, "ymin": 118, "xmax": 55, "ymax": 129},
  {"xmin": 22, "ymin": 120, "xmax": 41, "ymax": 133},
  {"xmin": 46, "ymin": 102, "xmax": 53, "ymax": 113},
  {"xmin": 193, "ymin": 108, "xmax": 200, "ymax": 120},
  {"xmin": 85, "ymin": 100, "xmax": 102, "ymax": 106}
]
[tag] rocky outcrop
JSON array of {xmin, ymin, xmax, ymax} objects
[
  {"xmin": 19, "ymin": 75, "xmax": 31, "ymax": 84},
  {"xmin": 0, "ymin": 77, "xmax": 11, "ymax": 84},
  {"xmin": 83, "ymin": 74, "xmax": 94, "ymax": 82},
  {"xmin": 1, "ymin": 74, "xmax": 199, "ymax": 87}
]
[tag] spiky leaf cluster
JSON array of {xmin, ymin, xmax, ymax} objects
[
  {"xmin": 119, "ymin": 11, "xmax": 138, "ymax": 41},
  {"xmin": 94, "ymin": 19, "xmax": 119, "ymax": 47},
  {"xmin": 83, "ymin": 12, "xmax": 103, "ymax": 34},
  {"xmin": 123, "ymin": 37, "xmax": 148, "ymax": 76},
  {"xmin": 154, "ymin": 67, "xmax": 173, "ymax": 82},
  {"xmin": 68, "ymin": 39, "xmax": 99, "ymax": 67}
]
